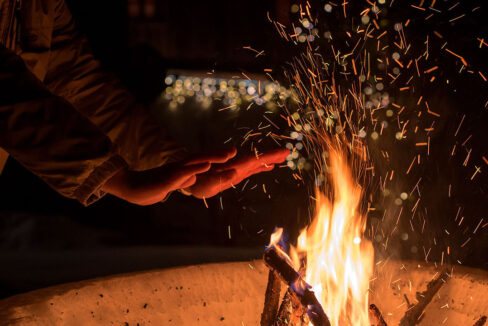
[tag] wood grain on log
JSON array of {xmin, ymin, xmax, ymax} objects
[{"xmin": 261, "ymin": 270, "xmax": 282, "ymax": 326}]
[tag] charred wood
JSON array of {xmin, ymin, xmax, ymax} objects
[
  {"xmin": 474, "ymin": 316, "xmax": 487, "ymax": 326},
  {"xmin": 261, "ymin": 270, "xmax": 282, "ymax": 326},
  {"xmin": 264, "ymin": 247, "xmax": 331, "ymax": 326},
  {"xmin": 274, "ymin": 289, "xmax": 293, "ymax": 326},
  {"xmin": 289, "ymin": 289, "xmax": 309, "ymax": 325},
  {"xmin": 369, "ymin": 304, "xmax": 387, "ymax": 326},
  {"xmin": 399, "ymin": 270, "xmax": 448, "ymax": 326},
  {"xmin": 274, "ymin": 288, "xmax": 309, "ymax": 326}
]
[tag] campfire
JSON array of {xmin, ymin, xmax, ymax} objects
[
  {"xmin": 254, "ymin": 1, "xmax": 488, "ymax": 324},
  {"xmin": 261, "ymin": 232, "xmax": 486, "ymax": 326},
  {"xmin": 257, "ymin": 145, "xmax": 486, "ymax": 326},
  {"xmin": 261, "ymin": 248, "xmax": 488, "ymax": 326},
  {"xmin": 262, "ymin": 146, "xmax": 373, "ymax": 326}
]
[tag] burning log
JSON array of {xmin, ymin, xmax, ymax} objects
[
  {"xmin": 369, "ymin": 304, "xmax": 387, "ymax": 326},
  {"xmin": 274, "ymin": 289, "xmax": 293, "ymax": 326},
  {"xmin": 261, "ymin": 270, "xmax": 282, "ymax": 326},
  {"xmin": 474, "ymin": 316, "xmax": 487, "ymax": 326},
  {"xmin": 274, "ymin": 289, "xmax": 309, "ymax": 326},
  {"xmin": 273, "ymin": 288, "xmax": 310, "ymax": 326},
  {"xmin": 263, "ymin": 247, "xmax": 331, "ymax": 326},
  {"xmin": 399, "ymin": 270, "xmax": 448, "ymax": 326}
]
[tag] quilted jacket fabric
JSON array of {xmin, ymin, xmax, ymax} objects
[{"xmin": 0, "ymin": 0, "xmax": 184, "ymax": 205}]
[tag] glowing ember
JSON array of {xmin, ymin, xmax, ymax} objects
[{"xmin": 271, "ymin": 147, "xmax": 374, "ymax": 326}]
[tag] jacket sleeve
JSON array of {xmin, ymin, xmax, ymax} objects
[
  {"xmin": 0, "ymin": 44, "xmax": 127, "ymax": 206},
  {"xmin": 43, "ymin": 0, "xmax": 186, "ymax": 171}
]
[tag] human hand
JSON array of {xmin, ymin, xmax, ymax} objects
[
  {"xmin": 102, "ymin": 147, "xmax": 288, "ymax": 205},
  {"xmin": 184, "ymin": 148, "xmax": 290, "ymax": 199}
]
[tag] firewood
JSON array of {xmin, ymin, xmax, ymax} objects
[
  {"xmin": 289, "ymin": 289, "xmax": 309, "ymax": 325},
  {"xmin": 474, "ymin": 316, "xmax": 487, "ymax": 326},
  {"xmin": 274, "ymin": 289, "xmax": 293, "ymax": 326},
  {"xmin": 274, "ymin": 289, "xmax": 309, "ymax": 326},
  {"xmin": 261, "ymin": 270, "xmax": 282, "ymax": 326},
  {"xmin": 264, "ymin": 247, "xmax": 331, "ymax": 326},
  {"xmin": 398, "ymin": 270, "xmax": 448, "ymax": 326},
  {"xmin": 369, "ymin": 304, "xmax": 387, "ymax": 326}
]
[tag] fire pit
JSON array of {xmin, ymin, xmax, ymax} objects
[{"xmin": 0, "ymin": 260, "xmax": 486, "ymax": 325}]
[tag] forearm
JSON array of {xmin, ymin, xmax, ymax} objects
[{"xmin": 0, "ymin": 44, "xmax": 127, "ymax": 205}]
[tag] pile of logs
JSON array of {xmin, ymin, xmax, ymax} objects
[
  {"xmin": 260, "ymin": 246, "xmax": 486, "ymax": 326},
  {"xmin": 261, "ymin": 247, "xmax": 329, "ymax": 326}
]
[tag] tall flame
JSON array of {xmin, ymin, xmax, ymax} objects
[
  {"xmin": 276, "ymin": 147, "xmax": 374, "ymax": 326},
  {"xmin": 301, "ymin": 149, "xmax": 373, "ymax": 326}
]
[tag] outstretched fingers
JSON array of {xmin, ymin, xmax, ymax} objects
[
  {"xmin": 184, "ymin": 147, "xmax": 237, "ymax": 165},
  {"xmin": 215, "ymin": 148, "xmax": 289, "ymax": 172},
  {"xmin": 186, "ymin": 169, "xmax": 237, "ymax": 199},
  {"xmin": 232, "ymin": 164, "xmax": 276, "ymax": 186}
]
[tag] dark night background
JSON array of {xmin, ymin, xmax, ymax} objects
[{"xmin": 0, "ymin": 0, "xmax": 487, "ymax": 299}]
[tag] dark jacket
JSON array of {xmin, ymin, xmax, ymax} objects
[{"xmin": 0, "ymin": 0, "xmax": 183, "ymax": 205}]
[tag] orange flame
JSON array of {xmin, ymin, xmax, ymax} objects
[{"xmin": 273, "ymin": 148, "xmax": 374, "ymax": 325}]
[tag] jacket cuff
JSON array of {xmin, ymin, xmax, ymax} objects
[{"xmin": 74, "ymin": 155, "xmax": 128, "ymax": 206}]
